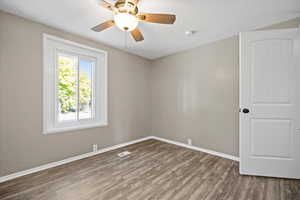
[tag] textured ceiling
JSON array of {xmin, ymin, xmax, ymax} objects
[{"xmin": 0, "ymin": 0, "xmax": 299, "ymax": 59}]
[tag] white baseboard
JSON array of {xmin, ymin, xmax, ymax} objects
[
  {"xmin": 0, "ymin": 136, "xmax": 152, "ymax": 183},
  {"xmin": 0, "ymin": 135, "xmax": 239, "ymax": 183},
  {"xmin": 149, "ymin": 136, "xmax": 240, "ymax": 162}
]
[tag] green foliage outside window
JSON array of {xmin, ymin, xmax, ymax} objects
[{"xmin": 58, "ymin": 57, "xmax": 91, "ymax": 113}]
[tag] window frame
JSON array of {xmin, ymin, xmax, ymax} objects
[{"xmin": 43, "ymin": 34, "xmax": 108, "ymax": 134}]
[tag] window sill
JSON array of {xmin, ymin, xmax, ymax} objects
[{"xmin": 43, "ymin": 122, "xmax": 108, "ymax": 135}]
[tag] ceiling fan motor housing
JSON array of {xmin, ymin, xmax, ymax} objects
[{"xmin": 115, "ymin": 0, "xmax": 139, "ymax": 15}]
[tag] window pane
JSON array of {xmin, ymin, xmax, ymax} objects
[
  {"xmin": 79, "ymin": 60, "xmax": 93, "ymax": 120},
  {"xmin": 57, "ymin": 54, "xmax": 78, "ymax": 122}
]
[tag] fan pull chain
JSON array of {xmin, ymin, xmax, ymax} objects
[{"xmin": 124, "ymin": 31, "xmax": 128, "ymax": 49}]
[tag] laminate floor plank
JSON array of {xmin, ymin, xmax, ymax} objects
[{"xmin": 0, "ymin": 139, "xmax": 299, "ymax": 200}]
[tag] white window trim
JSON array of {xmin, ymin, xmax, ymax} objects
[{"xmin": 43, "ymin": 34, "xmax": 108, "ymax": 134}]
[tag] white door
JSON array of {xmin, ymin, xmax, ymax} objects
[{"xmin": 240, "ymin": 28, "xmax": 300, "ymax": 179}]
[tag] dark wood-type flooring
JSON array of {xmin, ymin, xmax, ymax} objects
[{"xmin": 0, "ymin": 139, "xmax": 300, "ymax": 200}]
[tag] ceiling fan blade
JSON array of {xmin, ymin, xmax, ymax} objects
[
  {"xmin": 137, "ymin": 13, "xmax": 176, "ymax": 24},
  {"xmin": 91, "ymin": 20, "xmax": 115, "ymax": 32},
  {"xmin": 100, "ymin": 0, "xmax": 116, "ymax": 12},
  {"xmin": 130, "ymin": 28, "xmax": 144, "ymax": 42}
]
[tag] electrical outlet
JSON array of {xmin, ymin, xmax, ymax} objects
[
  {"xmin": 187, "ymin": 139, "xmax": 192, "ymax": 146},
  {"xmin": 93, "ymin": 144, "xmax": 98, "ymax": 152}
]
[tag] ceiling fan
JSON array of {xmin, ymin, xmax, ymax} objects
[{"xmin": 91, "ymin": 0, "xmax": 176, "ymax": 42}]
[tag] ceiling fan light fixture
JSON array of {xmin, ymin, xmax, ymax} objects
[
  {"xmin": 114, "ymin": 13, "xmax": 138, "ymax": 31},
  {"xmin": 92, "ymin": 0, "xmax": 177, "ymax": 42}
]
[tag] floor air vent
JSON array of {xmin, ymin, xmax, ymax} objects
[{"xmin": 118, "ymin": 151, "xmax": 131, "ymax": 158}]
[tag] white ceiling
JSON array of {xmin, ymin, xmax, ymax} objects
[{"xmin": 0, "ymin": 0, "xmax": 300, "ymax": 59}]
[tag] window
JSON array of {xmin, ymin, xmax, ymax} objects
[{"xmin": 43, "ymin": 34, "xmax": 107, "ymax": 134}]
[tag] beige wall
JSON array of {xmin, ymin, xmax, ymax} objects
[
  {"xmin": 151, "ymin": 17, "xmax": 300, "ymax": 157},
  {"xmin": 151, "ymin": 37, "xmax": 239, "ymax": 156},
  {"xmin": 0, "ymin": 11, "xmax": 152, "ymax": 176}
]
